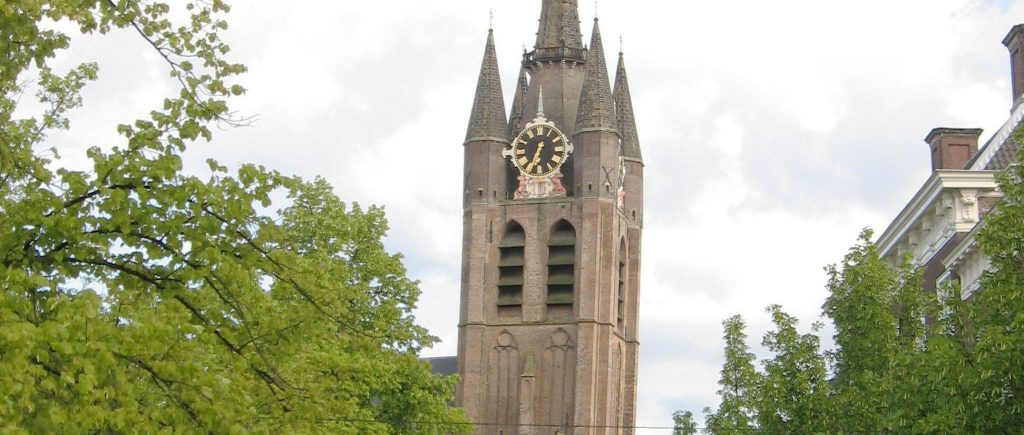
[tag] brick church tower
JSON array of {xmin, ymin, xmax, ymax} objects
[{"xmin": 456, "ymin": 1, "xmax": 643, "ymax": 433}]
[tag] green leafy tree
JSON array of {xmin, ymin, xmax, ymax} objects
[
  {"xmin": 755, "ymin": 306, "xmax": 831, "ymax": 435},
  {"xmin": 0, "ymin": 1, "xmax": 468, "ymax": 433},
  {"xmin": 961, "ymin": 126, "xmax": 1024, "ymax": 432},
  {"xmin": 703, "ymin": 315, "xmax": 758, "ymax": 434},
  {"xmin": 672, "ymin": 410, "xmax": 699, "ymax": 435},
  {"xmin": 822, "ymin": 230, "xmax": 929, "ymax": 433}
]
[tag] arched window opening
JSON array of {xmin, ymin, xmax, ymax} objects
[
  {"xmin": 498, "ymin": 222, "xmax": 525, "ymax": 317},
  {"xmin": 547, "ymin": 220, "xmax": 576, "ymax": 319}
]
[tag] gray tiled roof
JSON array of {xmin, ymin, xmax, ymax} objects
[{"xmin": 424, "ymin": 356, "xmax": 458, "ymax": 377}]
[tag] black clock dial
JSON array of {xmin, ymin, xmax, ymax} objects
[{"xmin": 512, "ymin": 124, "xmax": 568, "ymax": 177}]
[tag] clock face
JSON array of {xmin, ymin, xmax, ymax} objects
[{"xmin": 511, "ymin": 123, "xmax": 569, "ymax": 177}]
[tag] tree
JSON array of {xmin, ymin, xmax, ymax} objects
[
  {"xmin": 755, "ymin": 306, "xmax": 831, "ymax": 435},
  {"xmin": 961, "ymin": 126, "xmax": 1024, "ymax": 432},
  {"xmin": 672, "ymin": 410, "xmax": 699, "ymax": 435},
  {"xmin": 0, "ymin": 1, "xmax": 468, "ymax": 433},
  {"xmin": 681, "ymin": 127, "xmax": 1024, "ymax": 433},
  {"xmin": 822, "ymin": 230, "xmax": 929, "ymax": 433},
  {"xmin": 702, "ymin": 315, "xmax": 758, "ymax": 434}
]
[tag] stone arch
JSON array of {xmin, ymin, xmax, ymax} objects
[
  {"xmin": 547, "ymin": 220, "xmax": 576, "ymax": 318},
  {"xmin": 498, "ymin": 222, "xmax": 526, "ymax": 317}
]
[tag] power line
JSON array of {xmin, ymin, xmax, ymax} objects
[{"xmin": 315, "ymin": 417, "xmax": 749, "ymax": 431}]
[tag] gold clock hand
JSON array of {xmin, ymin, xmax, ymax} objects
[{"xmin": 526, "ymin": 142, "xmax": 546, "ymax": 173}]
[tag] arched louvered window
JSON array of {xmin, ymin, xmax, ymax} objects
[
  {"xmin": 617, "ymin": 238, "xmax": 627, "ymax": 332},
  {"xmin": 498, "ymin": 222, "xmax": 525, "ymax": 317},
  {"xmin": 547, "ymin": 220, "xmax": 576, "ymax": 318}
]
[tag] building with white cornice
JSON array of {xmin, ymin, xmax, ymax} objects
[{"xmin": 878, "ymin": 24, "xmax": 1024, "ymax": 300}]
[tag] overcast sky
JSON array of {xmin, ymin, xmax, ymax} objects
[{"xmin": 38, "ymin": 0, "xmax": 1024, "ymax": 431}]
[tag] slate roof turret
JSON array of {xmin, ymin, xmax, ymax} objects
[
  {"xmin": 507, "ymin": 55, "xmax": 530, "ymax": 140},
  {"xmin": 614, "ymin": 51, "xmax": 642, "ymax": 160},
  {"xmin": 575, "ymin": 19, "xmax": 617, "ymax": 133},
  {"xmin": 465, "ymin": 29, "xmax": 508, "ymax": 144}
]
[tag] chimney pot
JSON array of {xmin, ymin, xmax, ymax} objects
[
  {"xmin": 924, "ymin": 128, "xmax": 984, "ymax": 171},
  {"xmin": 1003, "ymin": 24, "xmax": 1024, "ymax": 108}
]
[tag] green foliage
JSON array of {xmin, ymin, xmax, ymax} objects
[
  {"xmin": 702, "ymin": 315, "xmax": 758, "ymax": 434},
  {"xmin": 680, "ymin": 133, "xmax": 1024, "ymax": 432},
  {"xmin": 755, "ymin": 306, "xmax": 831, "ymax": 434},
  {"xmin": 962, "ymin": 126, "xmax": 1024, "ymax": 432},
  {"xmin": 672, "ymin": 410, "xmax": 698, "ymax": 435},
  {"xmin": 822, "ymin": 230, "xmax": 932, "ymax": 433},
  {"xmin": 0, "ymin": 1, "xmax": 468, "ymax": 433},
  {"xmin": 680, "ymin": 231, "xmax": 963, "ymax": 434}
]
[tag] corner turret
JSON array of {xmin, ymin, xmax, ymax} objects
[{"xmin": 463, "ymin": 29, "xmax": 509, "ymax": 206}]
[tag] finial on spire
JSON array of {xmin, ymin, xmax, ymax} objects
[
  {"xmin": 538, "ymin": 86, "xmax": 546, "ymax": 118},
  {"xmin": 619, "ymin": 34, "xmax": 624, "ymax": 54},
  {"xmin": 489, "ymin": 8, "xmax": 494, "ymax": 30}
]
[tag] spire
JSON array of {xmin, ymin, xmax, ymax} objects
[
  {"xmin": 537, "ymin": 86, "xmax": 546, "ymax": 117},
  {"xmin": 614, "ymin": 50, "xmax": 642, "ymax": 160},
  {"xmin": 534, "ymin": 0, "xmax": 585, "ymax": 62},
  {"xmin": 575, "ymin": 19, "xmax": 617, "ymax": 133},
  {"xmin": 507, "ymin": 56, "xmax": 530, "ymax": 140},
  {"xmin": 466, "ymin": 29, "xmax": 508, "ymax": 144}
]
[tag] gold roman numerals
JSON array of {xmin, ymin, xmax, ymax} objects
[{"xmin": 510, "ymin": 124, "xmax": 571, "ymax": 177}]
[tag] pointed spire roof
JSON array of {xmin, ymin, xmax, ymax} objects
[
  {"xmin": 575, "ymin": 19, "xmax": 617, "ymax": 133},
  {"xmin": 507, "ymin": 56, "xmax": 530, "ymax": 140},
  {"xmin": 614, "ymin": 51, "xmax": 642, "ymax": 160},
  {"xmin": 465, "ymin": 29, "xmax": 508, "ymax": 144},
  {"xmin": 534, "ymin": 0, "xmax": 585, "ymax": 62}
]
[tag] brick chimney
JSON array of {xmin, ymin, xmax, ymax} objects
[
  {"xmin": 925, "ymin": 128, "xmax": 984, "ymax": 171},
  {"xmin": 1003, "ymin": 24, "xmax": 1024, "ymax": 108}
]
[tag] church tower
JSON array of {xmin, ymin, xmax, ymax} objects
[{"xmin": 457, "ymin": 1, "xmax": 643, "ymax": 433}]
